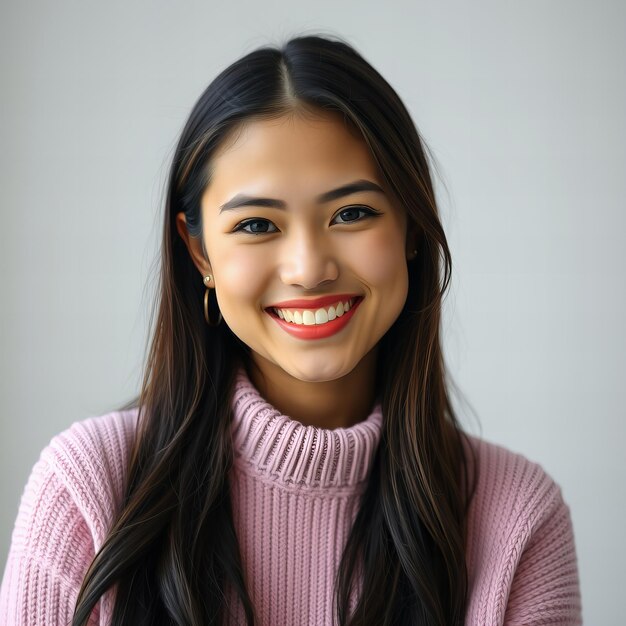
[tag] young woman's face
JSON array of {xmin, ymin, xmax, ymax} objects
[{"xmin": 186, "ymin": 110, "xmax": 416, "ymax": 383}]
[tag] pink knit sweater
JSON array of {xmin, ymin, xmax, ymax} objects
[{"xmin": 0, "ymin": 365, "xmax": 582, "ymax": 625}]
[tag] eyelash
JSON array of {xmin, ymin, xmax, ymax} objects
[{"xmin": 232, "ymin": 205, "xmax": 381, "ymax": 235}]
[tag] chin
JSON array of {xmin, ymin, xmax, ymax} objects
[{"xmin": 284, "ymin": 360, "xmax": 358, "ymax": 383}]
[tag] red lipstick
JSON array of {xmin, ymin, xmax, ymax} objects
[{"xmin": 265, "ymin": 296, "xmax": 364, "ymax": 340}]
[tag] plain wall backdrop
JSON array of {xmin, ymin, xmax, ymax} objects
[{"xmin": 1, "ymin": 1, "xmax": 624, "ymax": 623}]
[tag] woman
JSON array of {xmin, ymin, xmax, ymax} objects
[{"xmin": 0, "ymin": 33, "xmax": 582, "ymax": 625}]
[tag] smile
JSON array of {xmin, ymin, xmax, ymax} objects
[
  {"xmin": 265, "ymin": 296, "xmax": 364, "ymax": 340},
  {"xmin": 271, "ymin": 297, "xmax": 358, "ymax": 325}
]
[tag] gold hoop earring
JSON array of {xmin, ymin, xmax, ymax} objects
[{"xmin": 203, "ymin": 275, "xmax": 223, "ymax": 326}]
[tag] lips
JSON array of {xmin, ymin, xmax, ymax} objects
[{"xmin": 266, "ymin": 295, "xmax": 363, "ymax": 340}]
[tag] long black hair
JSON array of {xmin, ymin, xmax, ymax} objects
[{"xmin": 71, "ymin": 32, "xmax": 479, "ymax": 625}]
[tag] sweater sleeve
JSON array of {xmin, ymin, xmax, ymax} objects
[
  {"xmin": 503, "ymin": 485, "xmax": 583, "ymax": 625},
  {"xmin": 0, "ymin": 454, "xmax": 100, "ymax": 626}
]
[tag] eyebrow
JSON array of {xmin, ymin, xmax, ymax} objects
[{"xmin": 218, "ymin": 179, "xmax": 386, "ymax": 214}]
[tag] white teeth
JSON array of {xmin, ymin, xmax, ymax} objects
[{"xmin": 273, "ymin": 298, "xmax": 357, "ymax": 326}]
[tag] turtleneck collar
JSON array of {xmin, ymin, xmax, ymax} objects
[{"xmin": 229, "ymin": 364, "xmax": 383, "ymax": 491}]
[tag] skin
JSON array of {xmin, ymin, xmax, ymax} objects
[{"xmin": 177, "ymin": 108, "xmax": 418, "ymax": 429}]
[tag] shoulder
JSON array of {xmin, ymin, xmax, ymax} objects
[
  {"xmin": 463, "ymin": 432, "xmax": 566, "ymax": 511},
  {"xmin": 35, "ymin": 408, "xmax": 140, "ymax": 543},
  {"xmin": 0, "ymin": 409, "xmax": 141, "ymax": 623},
  {"xmin": 42, "ymin": 407, "xmax": 139, "ymax": 472},
  {"xmin": 462, "ymin": 432, "xmax": 569, "ymax": 549},
  {"xmin": 461, "ymin": 433, "xmax": 582, "ymax": 623}
]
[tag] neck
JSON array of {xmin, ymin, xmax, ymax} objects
[{"xmin": 244, "ymin": 348, "xmax": 379, "ymax": 430}]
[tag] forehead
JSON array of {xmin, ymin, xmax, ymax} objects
[{"xmin": 205, "ymin": 111, "xmax": 384, "ymax": 201}]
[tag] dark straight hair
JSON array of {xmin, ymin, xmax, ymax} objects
[{"xmin": 71, "ymin": 32, "xmax": 479, "ymax": 626}]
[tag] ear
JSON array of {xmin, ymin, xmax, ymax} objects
[
  {"xmin": 176, "ymin": 212, "xmax": 212, "ymax": 278},
  {"xmin": 405, "ymin": 222, "xmax": 420, "ymax": 258}
]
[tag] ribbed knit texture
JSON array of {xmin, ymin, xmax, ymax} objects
[
  {"xmin": 0, "ymin": 364, "xmax": 583, "ymax": 625},
  {"xmin": 223, "ymin": 367, "xmax": 382, "ymax": 625}
]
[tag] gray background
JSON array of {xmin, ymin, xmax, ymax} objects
[{"xmin": 1, "ymin": 1, "xmax": 624, "ymax": 623}]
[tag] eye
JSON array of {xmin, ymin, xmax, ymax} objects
[
  {"xmin": 333, "ymin": 205, "xmax": 380, "ymax": 224},
  {"xmin": 232, "ymin": 218, "xmax": 279, "ymax": 235},
  {"xmin": 232, "ymin": 205, "xmax": 381, "ymax": 236}
]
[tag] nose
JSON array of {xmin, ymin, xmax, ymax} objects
[{"xmin": 278, "ymin": 233, "xmax": 340, "ymax": 290}]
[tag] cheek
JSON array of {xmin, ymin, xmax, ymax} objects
[
  {"xmin": 212, "ymin": 247, "xmax": 264, "ymax": 307},
  {"xmin": 357, "ymin": 230, "xmax": 407, "ymax": 288}
]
